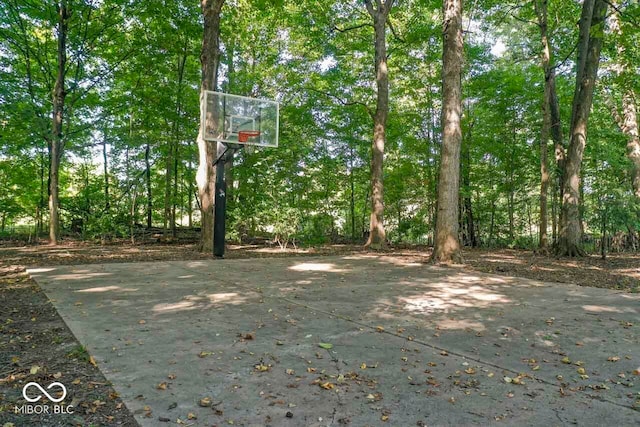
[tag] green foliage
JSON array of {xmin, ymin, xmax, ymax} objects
[{"xmin": 0, "ymin": 0, "xmax": 638, "ymax": 253}]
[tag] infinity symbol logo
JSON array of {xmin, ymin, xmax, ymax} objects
[{"xmin": 22, "ymin": 382, "xmax": 67, "ymax": 403}]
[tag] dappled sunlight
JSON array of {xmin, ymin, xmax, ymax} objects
[
  {"xmin": 153, "ymin": 300, "xmax": 198, "ymax": 313},
  {"xmin": 289, "ymin": 262, "xmax": 350, "ymax": 273},
  {"xmin": 477, "ymin": 255, "xmax": 526, "ymax": 265},
  {"xmin": 152, "ymin": 292, "xmax": 252, "ymax": 315},
  {"xmin": 534, "ymin": 331, "xmax": 557, "ymax": 347},
  {"xmin": 375, "ymin": 256, "xmax": 422, "ymax": 267},
  {"xmin": 398, "ymin": 283, "xmax": 511, "ymax": 314},
  {"xmin": 436, "ymin": 318, "xmax": 485, "ymax": 331},
  {"xmin": 28, "ymin": 267, "xmax": 56, "ymax": 274},
  {"xmin": 206, "ymin": 292, "xmax": 246, "ymax": 304},
  {"xmin": 582, "ymin": 304, "xmax": 637, "ymax": 314},
  {"xmin": 76, "ymin": 285, "xmax": 139, "ymax": 293},
  {"xmin": 615, "ymin": 268, "xmax": 640, "ymax": 278},
  {"xmin": 51, "ymin": 272, "xmax": 112, "ymax": 281},
  {"xmin": 185, "ymin": 261, "xmax": 208, "ymax": 268}
]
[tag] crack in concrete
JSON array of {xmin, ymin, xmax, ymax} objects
[{"xmin": 280, "ymin": 297, "xmax": 639, "ymax": 413}]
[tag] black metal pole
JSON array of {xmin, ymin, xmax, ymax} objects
[{"xmin": 213, "ymin": 150, "xmax": 226, "ymax": 257}]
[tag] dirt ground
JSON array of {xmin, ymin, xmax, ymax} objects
[{"xmin": 1, "ymin": 240, "xmax": 638, "ymax": 426}]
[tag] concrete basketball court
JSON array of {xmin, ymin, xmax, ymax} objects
[{"xmin": 28, "ymin": 254, "xmax": 640, "ymax": 426}]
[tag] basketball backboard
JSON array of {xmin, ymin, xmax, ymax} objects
[{"xmin": 203, "ymin": 91, "xmax": 279, "ymax": 147}]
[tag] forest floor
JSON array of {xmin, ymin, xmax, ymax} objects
[{"xmin": 1, "ymin": 239, "xmax": 638, "ymax": 426}]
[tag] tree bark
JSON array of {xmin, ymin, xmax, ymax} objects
[
  {"xmin": 609, "ymin": 7, "xmax": 640, "ymax": 199},
  {"xmin": 145, "ymin": 142, "xmax": 152, "ymax": 229},
  {"xmin": 432, "ymin": 0, "xmax": 463, "ymax": 263},
  {"xmin": 462, "ymin": 138, "xmax": 477, "ymax": 247},
  {"xmin": 196, "ymin": 0, "xmax": 225, "ymax": 253},
  {"xmin": 557, "ymin": 0, "xmax": 607, "ymax": 257},
  {"xmin": 364, "ymin": 0, "xmax": 395, "ymax": 249},
  {"xmin": 102, "ymin": 133, "xmax": 110, "ymax": 212},
  {"xmin": 534, "ymin": 0, "xmax": 555, "ymax": 251},
  {"xmin": 49, "ymin": 1, "xmax": 70, "ymax": 245}
]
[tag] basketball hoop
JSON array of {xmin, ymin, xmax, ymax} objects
[{"xmin": 238, "ymin": 130, "xmax": 260, "ymax": 143}]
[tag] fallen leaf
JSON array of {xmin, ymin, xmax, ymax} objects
[
  {"xmin": 29, "ymin": 366, "xmax": 41, "ymax": 375},
  {"xmin": 198, "ymin": 351, "xmax": 212, "ymax": 358},
  {"xmin": 561, "ymin": 357, "xmax": 571, "ymax": 364},
  {"xmin": 254, "ymin": 364, "xmax": 270, "ymax": 372},
  {"xmin": 319, "ymin": 382, "xmax": 334, "ymax": 390},
  {"xmin": 199, "ymin": 397, "xmax": 212, "ymax": 407},
  {"xmin": 318, "ymin": 343, "xmax": 333, "ymax": 350},
  {"xmin": 138, "ymin": 320, "xmax": 146, "ymax": 325},
  {"xmin": 72, "ymin": 378, "xmax": 82, "ymax": 385},
  {"xmin": 464, "ymin": 368, "xmax": 476, "ymax": 375},
  {"xmin": 360, "ymin": 363, "xmax": 367, "ymax": 370},
  {"xmin": 306, "ymin": 367, "xmax": 316, "ymax": 373},
  {"xmin": 576, "ymin": 368, "xmax": 586, "ymax": 375},
  {"xmin": 167, "ymin": 374, "xmax": 177, "ymax": 380},
  {"xmin": 607, "ymin": 356, "xmax": 620, "ymax": 362},
  {"xmin": 89, "ymin": 356, "xmax": 97, "ymax": 367},
  {"xmin": 157, "ymin": 382, "xmax": 168, "ymax": 390},
  {"xmin": 504, "ymin": 376, "xmax": 513, "ymax": 384},
  {"xmin": 53, "ymin": 372, "xmax": 62, "ymax": 379},
  {"xmin": 381, "ymin": 415, "xmax": 389, "ymax": 422},
  {"xmin": 376, "ymin": 326, "xmax": 385, "ymax": 333},
  {"xmin": 285, "ymin": 369, "xmax": 295, "ymax": 375},
  {"xmin": 187, "ymin": 413, "xmax": 197, "ymax": 420},
  {"xmin": 532, "ymin": 365, "xmax": 540, "ymax": 371}
]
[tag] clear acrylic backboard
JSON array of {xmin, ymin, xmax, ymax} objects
[{"xmin": 202, "ymin": 91, "xmax": 279, "ymax": 147}]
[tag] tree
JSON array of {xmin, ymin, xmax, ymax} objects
[
  {"xmin": 534, "ymin": 0, "xmax": 564, "ymax": 251},
  {"xmin": 49, "ymin": 1, "xmax": 70, "ymax": 244},
  {"xmin": 364, "ymin": 0, "xmax": 395, "ymax": 249},
  {"xmin": 432, "ymin": 0, "xmax": 463, "ymax": 262},
  {"xmin": 557, "ymin": 0, "xmax": 608, "ymax": 256},
  {"xmin": 197, "ymin": 0, "xmax": 225, "ymax": 253}
]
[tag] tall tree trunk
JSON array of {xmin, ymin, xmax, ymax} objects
[
  {"xmin": 37, "ymin": 148, "xmax": 46, "ymax": 235},
  {"xmin": 539, "ymin": 114, "xmax": 550, "ymax": 250},
  {"xmin": 462, "ymin": 137, "xmax": 477, "ymax": 247},
  {"xmin": 49, "ymin": 1, "xmax": 69, "ymax": 245},
  {"xmin": 557, "ymin": 0, "xmax": 608, "ymax": 256},
  {"xmin": 621, "ymin": 93, "xmax": 640, "ymax": 198},
  {"xmin": 196, "ymin": 0, "xmax": 225, "ymax": 253},
  {"xmin": 535, "ymin": 0, "xmax": 565, "ymax": 247},
  {"xmin": 102, "ymin": 133, "xmax": 110, "ymax": 212},
  {"xmin": 432, "ymin": 0, "xmax": 463, "ymax": 263},
  {"xmin": 609, "ymin": 7, "xmax": 640, "ymax": 199},
  {"xmin": 172, "ymin": 46, "xmax": 187, "ymax": 238},
  {"xmin": 145, "ymin": 142, "xmax": 152, "ymax": 229},
  {"xmin": 364, "ymin": 0, "xmax": 395, "ymax": 249},
  {"xmin": 535, "ymin": 0, "xmax": 553, "ymax": 250},
  {"xmin": 164, "ymin": 136, "xmax": 173, "ymax": 236}
]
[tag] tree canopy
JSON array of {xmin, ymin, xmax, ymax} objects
[{"xmin": 1, "ymin": 0, "xmax": 638, "ymax": 256}]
